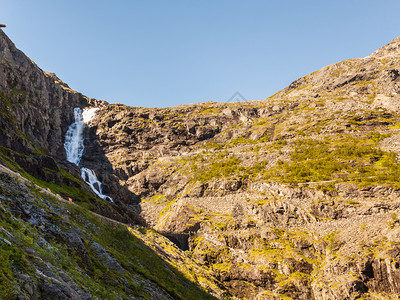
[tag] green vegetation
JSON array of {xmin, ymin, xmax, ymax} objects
[
  {"xmin": 0, "ymin": 199, "xmax": 38, "ymax": 299},
  {"xmin": 229, "ymin": 137, "xmax": 256, "ymax": 146},
  {"xmin": 250, "ymin": 229, "xmax": 319, "ymax": 265},
  {"xmin": 316, "ymin": 182, "xmax": 337, "ymax": 193},
  {"xmin": 257, "ymin": 135, "xmax": 270, "ymax": 143},
  {"xmin": 360, "ymin": 237, "xmax": 394, "ymax": 259},
  {"xmin": 202, "ymin": 141, "xmax": 225, "ymax": 150},
  {"xmin": 212, "ymin": 263, "xmax": 232, "ymax": 272},
  {"xmin": 348, "ymin": 111, "xmax": 393, "ymax": 126},
  {"xmin": 146, "ymin": 194, "xmax": 169, "ymax": 204},
  {"xmin": 90, "ymin": 224, "xmax": 214, "ymax": 299},
  {"xmin": 263, "ymin": 133, "xmax": 400, "ymax": 187},
  {"xmin": 200, "ymin": 108, "xmax": 219, "ymax": 114},
  {"xmin": 0, "ymin": 145, "xmax": 104, "ymax": 211},
  {"xmin": 157, "ymin": 197, "xmax": 177, "ymax": 218},
  {"xmin": 324, "ymin": 231, "xmax": 342, "ymax": 254},
  {"xmin": 0, "ymin": 246, "xmax": 15, "ymax": 299},
  {"xmin": 181, "ymin": 149, "xmax": 269, "ymax": 183},
  {"xmin": 278, "ymin": 271, "xmax": 311, "ymax": 290},
  {"xmin": 0, "ymin": 171, "xmax": 218, "ymax": 299},
  {"xmin": 253, "ymin": 198, "xmax": 275, "ymax": 206},
  {"xmin": 129, "ymin": 227, "xmax": 226, "ymax": 297},
  {"xmin": 197, "ymin": 228, "xmax": 317, "ymax": 294},
  {"xmin": 388, "ymin": 213, "xmax": 399, "ymax": 229},
  {"xmin": 0, "ymin": 90, "xmax": 15, "ymax": 123},
  {"xmin": 389, "ymin": 122, "xmax": 400, "ymax": 129},
  {"xmin": 202, "ymin": 136, "xmax": 261, "ymax": 151},
  {"xmin": 269, "ymin": 139, "xmax": 287, "ymax": 151},
  {"xmin": 253, "ymin": 118, "xmax": 272, "ymax": 127},
  {"xmin": 193, "ymin": 155, "xmax": 242, "ymax": 182}
]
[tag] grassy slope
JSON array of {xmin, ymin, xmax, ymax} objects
[{"xmin": 0, "ymin": 164, "xmax": 226, "ymax": 299}]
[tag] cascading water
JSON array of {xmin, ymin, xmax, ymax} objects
[
  {"xmin": 64, "ymin": 108, "xmax": 85, "ymax": 165},
  {"xmin": 64, "ymin": 107, "xmax": 113, "ymax": 202},
  {"xmin": 80, "ymin": 167, "xmax": 112, "ymax": 201}
]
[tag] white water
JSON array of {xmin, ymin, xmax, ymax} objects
[
  {"xmin": 64, "ymin": 107, "xmax": 114, "ymax": 202},
  {"xmin": 82, "ymin": 107, "xmax": 99, "ymax": 123},
  {"xmin": 81, "ymin": 167, "xmax": 113, "ymax": 202},
  {"xmin": 64, "ymin": 108, "xmax": 84, "ymax": 165}
]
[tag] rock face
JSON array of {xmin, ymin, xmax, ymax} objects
[
  {"xmin": 3, "ymin": 27, "xmax": 400, "ymax": 299},
  {"xmin": 80, "ymin": 36, "xmax": 400, "ymax": 298},
  {"xmin": 0, "ymin": 30, "xmax": 89, "ymax": 157},
  {"xmin": 0, "ymin": 30, "xmax": 139, "ymax": 224}
]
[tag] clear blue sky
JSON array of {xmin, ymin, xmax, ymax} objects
[{"xmin": 1, "ymin": 1, "xmax": 400, "ymax": 107}]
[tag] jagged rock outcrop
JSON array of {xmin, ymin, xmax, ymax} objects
[{"xmin": 0, "ymin": 30, "xmax": 90, "ymax": 157}]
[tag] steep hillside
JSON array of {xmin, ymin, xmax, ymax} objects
[
  {"xmin": 0, "ymin": 164, "xmax": 227, "ymax": 299},
  {"xmin": 81, "ymin": 37, "xmax": 400, "ymax": 298},
  {"xmin": 3, "ymin": 25, "xmax": 400, "ymax": 299}
]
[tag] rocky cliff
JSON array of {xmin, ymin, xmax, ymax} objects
[
  {"xmin": 0, "ymin": 29, "xmax": 86, "ymax": 157},
  {"xmin": 0, "ymin": 29, "xmax": 228, "ymax": 299},
  {"xmin": 2, "ymin": 26, "xmax": 400, "ymax": 299},
  {"xmin": 0, "ymin": 29, "xmax": 141, "ymax": 225}
]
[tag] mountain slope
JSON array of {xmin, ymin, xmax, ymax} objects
[
  {"xmin": 0, "ymin": 163, "xmax": 227, "ymax": 299},
  {"xmin": 81, "ymin": 37, "xmax": 400, "ymax": 298},
  {"xmin": 3, "ymin": 26, "xmax": 400, "ymax": 299}
]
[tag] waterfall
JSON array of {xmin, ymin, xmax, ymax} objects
[
  {"xmin": 81, "ymin": 167, "xmax": 112, "ymax": 201},
  {"xmin": 64, "ymin": 108, "xmax": 84, "ymax": 165},
  {"xmin": 64, "ymin": 107, "xmax": 114, "ymax": 202}
]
